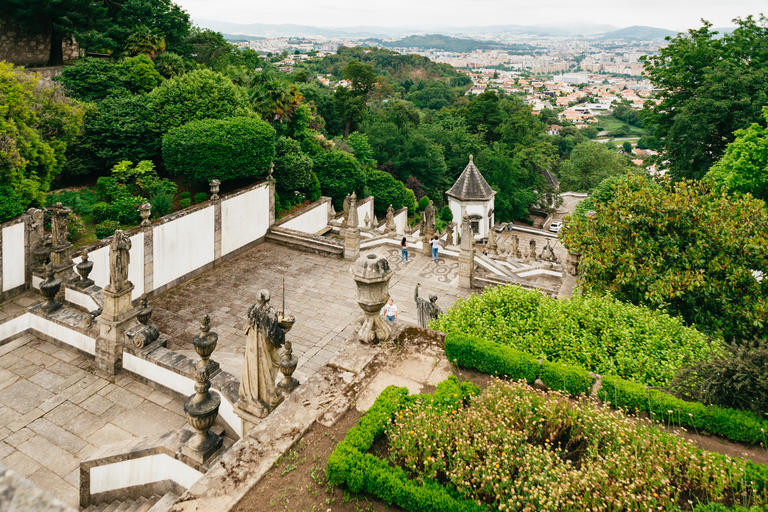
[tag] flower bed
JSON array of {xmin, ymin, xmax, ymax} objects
[
  {"xmin": 328, "ymin": 377, "xmax": 768, "ymax": 512},
  {"xmin": 431, "ymin": 284, "xmax": 718, "ymax": 386}
]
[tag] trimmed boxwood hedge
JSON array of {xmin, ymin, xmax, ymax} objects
[
  {"xmin": 445, "ymin": 333, "xmax": 768, "ymax": 446},
  {"xmin": 327, "ymin": 382, "xmax": 485, "ymax": 512},
  {"xmin": 162, "ymin": 116, "xmax": 275, "ymax": 183}
]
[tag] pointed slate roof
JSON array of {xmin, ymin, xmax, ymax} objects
[{"xmin": 446, "ymin": 155, "xmax": 496, "ymax": 201}]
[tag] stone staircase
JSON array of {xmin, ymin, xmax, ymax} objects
[{"xmin": 80, "ymin": 492, "xmax": 177, "ymax": 512}]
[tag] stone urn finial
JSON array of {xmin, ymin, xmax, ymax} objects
[
  {"xmin": 277, "ymin": 341, "xmax": 299, "ymax": 394},
  {"xmin": 139, "ymin": 202, "xmax": 152, "ymax": 226},
  {"xmin": 76, "ymin": 250, "xmax": 94, "ymax": 288},
  {"xmin": 193, "ymin": 314, "xmax": 219, "ymax": 375},
  {"xmin": 182, "ymin": 366, "xmax": 222, "ymax": 464},
  {"xmin": 209, "ymin": 179, "xmax": 221, "ymax": 201},
  {"xmin": 137, "ymin": 295, "xmax": 153, "ymax": 325},
  {"xmin": 39, "ymin": 265, "xmax": 62, "ymax": 313},
  {"xmin": 351, "ymin": 253, "xmax": 394, "ymax": 344}
]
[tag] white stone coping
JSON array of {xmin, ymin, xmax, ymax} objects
[
  {"xmin": 0, "ymin": 312, "xmax": 96, "ymax": 355},
  {"xmin": 64, "ymin": 288, "xmax": 100, "ymax": 312}
]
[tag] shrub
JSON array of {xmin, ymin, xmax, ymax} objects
[
  {"xmin": 147, "ymin": 69, "xmax": 252, "ymax": 133},
  {"xmin": 445, "ymin": 333, "xmax": 539, "ymax": 383},
  {"xmin": 433, "ymin": 284, "xmax": 716, "ymax": 387},
  {"xmin": 307, "ymin": 172, "xmax": 322, "ymax": 202},
  {"xmin": 54, "ymin": 57, "xmax": 126, "ymax": 102},
  {"xmin": 91, "ymin": 202, "xmax": 112, "ymax": 223},
  {"xmin": 0, "ymin": 186, "xmax": 26, "ymax": 223},
  {"xmin": 66, "ymin": 213, "xmax": 86, "ymax": 242},
  {"xmin": 365, "ymin": 169, "xmax": 408, "ymax": 214},
  {"xmin": 118, "ymin": 54, "xmax": 163, "ymax": 94},
  {"xmin": 312, "ymin": 150, "xmax": 365, "ymax": 209},
  {"xmin": 671, "ymin": 341, "xmax": 768, "ymax": 419},
  {"xmin": 273, "ymin": 136, "xmax": 313, "ymax": 195},
  {"xmin": 163, "ymin": 116, "xmax": 275, "ymax": 183},
  {"xmin": 440, "ymin": 205, "xmax": 453, "ymax": 222},
  {"xmin": 179, "ymin": 197, "xmax": 191, "ymax": 209},
  {"xmin": 386, "ymin": 379, "xmax": 768, "ymax": 511},
  {"xmin": 418, "ymin": 195, "xmax": 430, "ymax": 212},
  {"xmin": 194, "ymin": 192, "xmax": 208, "ymax": 204},
  {"xmin": 404, "ymin": 188, "xmax": 417, "ymax": 212},
  {"xmin": 95, "ymin": 220, "xmax": 121, "ymax": 239},
  {"xmin": 150, "ymin": 193, "xmax": 172, "ymax": 218},
  {"xmin": 110, "ymin": 195, "xmax": 144, "ymax": 224},
  {"xmin": 539, "ymin": 360, "xmax": 594, "ymax": 396},
  {"xmin": 179, "ymin": 191, "xmax": 191, "ymax": 200}
]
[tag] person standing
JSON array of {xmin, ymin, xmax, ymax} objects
[
  {"xmin": 431, "ymin": 235, "xmax": 440, "ymax": 262},
  {"xmin": 383, "ymin": 298, "xmax": 398, "ymax": 322},
  {"xmin": 401, "ymin": 237, "xmax": 408, "ymax": 262}
]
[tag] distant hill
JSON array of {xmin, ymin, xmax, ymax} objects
[
  {"xmin": 372, "ymin": 34, "xmax": 535, "ymax": 53},
  {"xmin": 601, "ymin": 26, "xmax": 679, "ymax": 41},
  {"xmin": 222, "ymin": 33, "xmax": 264, "ymax": 42}
]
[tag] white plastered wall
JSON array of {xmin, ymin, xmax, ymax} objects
[
  {"xmin": 394, "ymin": 208, "xmax": 408, "ymax": 236},
  {"xmin": 221, "ymin": 185, "xmax": 269, "ymax": 256},
  {"xmin": 79, "ymin": 232, "xmax": 144, "ymax": 300},
  {"xmin": 153, "ymin": 209, "xmax": 214, "ymax": 289},
  {"xmin": 280, "ymin": 200, "xmax": 329, "ymax": 234},
  {"xmin": 90, "ymin": 454, "xmax": 203, "ymax": 494},
  {"xmin": 2, "ymin": 223, "xmax": 25, "ymax": 291},
  {"xmin": 356, "ymin": 199, "xmax": 374, "ymax": 228}
]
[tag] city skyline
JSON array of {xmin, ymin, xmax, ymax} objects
[{"xmin": 174, "ymin": 0, "xmax": 764, "ymax": 32}]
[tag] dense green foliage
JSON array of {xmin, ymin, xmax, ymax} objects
[
  {"xmin": 445, "ymin": 334, "xmax": 768, "ymax": 447},
  {"xmin": 706, "ymin": 107, "xmax": 768, "ymax": 203},
  {"xmin": 671, "ymin": 341, "xmax": 768, "ymax": 419},
  {"xmin": 0, "ymin": 62, "xmax": 85, "ymax": 208},
  {"xmin": 387, "ymin": 379, "xmax": 767, "ymax": 511},
  {"xmin": 147, "ymin": 69, "xmax": 253, "ymax": 133},
  {"xmin": 162, "ymin": 117, "xmax": 275, "ymax": 182},
  {"xmin": 312, "ymin": 150, "xmax": 366, "ymax": 208},
  {"xmin": 641, "ymin": 16, "xmax": 768, "ymax": 180},
  {"xmin": 558, "ymin": 141, "xmax": 633, "ymax": 192},
  {"xmin": 432, "ymin": 284, "xmax": 714, "ymax": 386},
  {"xmin": 0, "ymin": 186, "xmax": 26, "ymax": 223},
  {"xmin": 562, "ymin": 175, "xmax": 768, "ymax": 343},
  {"xmin": 365, "ymin": 170, "xmax": 409, "ymax": 214}
]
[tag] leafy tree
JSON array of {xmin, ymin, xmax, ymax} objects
[
  {"xmin": 365, "ymin": 170, "xmax": 408, "ymax": 214},
  {"xmin": 54, "ymin": 58, "xmax": 126, "ymax": 102},
  {"xmin": 162, "ymin": 116, "xmax": 275, "ymax": 183},
  {"xmin": 63, "ymin": 94, "xmax": 157, "ymax": 176},
  {"xmin": 118, "ymin": 54, "xmax": 163, "ymax": 94},
  {"xmin": 312, "ymin": 150, "xmax": 365, "ymax": 208},
  {"xmin": 440, "ymin": 205, "xmax": 453, "ymax": 222},
  {"xmin": 76, "ymin": 0, "xmax": 191, "ymax": 59},
  {"xmin": 153, "ymin": 52, "xmax": 190, "ymax": 79},
  {"xmin": 612, "ymin": 104, "xmax": 643, "ymax": 127},
  {"xmin": 0, "ymin": 62, "xmax": 85, "ymax": 207},
  {"xmin": 622, "ymin": 141, "xmax": 633, "ymax": 153},
  {"xmin": 147, "ymin": 69, "xmax": 252, "ymax": 133},
  {"xmin": 475, "ymin": 142, "xmax": 538, "ymax": 221},
  {"xmin": 346, "ymin": 132, "xmax": 377, "ymax": 168},
  {"xmin": 395, "ymin": 132, "xmax": 448, "ymax": 199},
  {"xmin": 562, "ymin": 175, "xmax": 768, "ymax": 343},
  {"xmin": 407, "ymin": 80, "xmax": 458, "ymax": 110},
  {"xmin": 273, "ymin": 136, "xmax": 313, "ymax": 195},
  {"xmin": 460, "ymin": 90, "xmax": 505, "ymax": 141},
  {"xmin": 249, "ymin": 74, "xmax": 303, "ymax": 124},
  {"xmin": 335, "ymin": 60, "xmax": 378, "ymax": 137},
  {"xmin": 641, "ymin": 16, "xmax": 768, "ymax": 180},
  {"xmin": 559, "ymin": 141, "xmax": 630, "ymax": 192},
  {"xmin": 706, "ymin": 107, "xmax": 768, "ymax": 203}
]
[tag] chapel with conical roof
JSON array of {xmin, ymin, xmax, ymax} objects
[{"xmin": 446, "ymin": 155, "xmax": 496, "ymax": 239}]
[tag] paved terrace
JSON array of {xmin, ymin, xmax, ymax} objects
[
  {"xmin": 150, "ymin": 242, "xmax": 473, "ymax": 381},
  {"xmin": 0, "ymin": 318, "xmax": 187, "ymax": 508}
]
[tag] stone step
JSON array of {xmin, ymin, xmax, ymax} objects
[
  {"xmin": 134, "ymin": 496, "xmax": 161, "ymax": 512},
  {"xmin": 102, "ymin": 501, "xmax": 121, "ymax": 512},
  {"xmin": 113, "ymin": 501, "xmax": 132, "ymax": 512},
  {"xmin": 146, "ymin": 492, "xmax": 178, "ymax": 512}
]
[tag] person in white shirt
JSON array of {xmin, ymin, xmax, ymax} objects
[
  {"xmin": 430, "ymin": 235, "xmax": 440, "ymax": 261},
  {"xmin": 383, "ymin": 298, "xmax": 398, "ymax": 322}
]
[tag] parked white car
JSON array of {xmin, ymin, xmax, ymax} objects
[{"xmin": 549, "ymin": 221, "xmax": 563, "ymax": 233}]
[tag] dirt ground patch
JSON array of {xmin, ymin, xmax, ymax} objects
[{"xmin": 232, "ymin": 408, "xmax": 400, "ymax": 512}]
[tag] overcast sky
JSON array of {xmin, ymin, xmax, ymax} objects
[{"xmin": 174, "ymin": 0, "xmax": 765, "ymax": 31}]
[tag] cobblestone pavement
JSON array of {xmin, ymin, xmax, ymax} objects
[
  {"xmin": 0, "ymin": 334, "xmax": 187, "ymax": 508},
  {"xmin": 150, "ymin": 242, "xmax": 472, "ymax": 381}
]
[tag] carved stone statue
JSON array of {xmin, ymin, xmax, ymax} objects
[
  {"xmin": 529, "ymin": 239, "xmax": 537, "ymax": 261},
  {"xmin": 414, "ymin": 283, "xmax": 442, "ymax": 329},
  {"xmin": 385, "ymin": 204, "xmax": 396, "ymax": 235},
  {"xmin": 540, "ymin": 239, "xmax": 557, "ymax": 262},
  {"xmin": 445, "ymin": 222, "xmax": 455, "ymax": 246},
  {"xmin": 48, "ymin": 203, "xmax": 71, "ymax": 250},
  {"xmin": 423, "ymin": 200, "xmax": 436, "ymax": 232},
  {"xmin": 107, "ymin": 230, "xmax": 131, "ymax": 293},
  {"xmin": 237, "ymin": 290, "xmax": 293, "ymax": 418},
  {"xmin": 510, "ymin": 234, "xmax": 519, "ymax": 259},
  {"xmin": 487, "ymin": 227, "xmax": 498, "ymax": 255},
  {"xmin": 340, "ymin": 194, "xmax": 351, "ymax": 236}
]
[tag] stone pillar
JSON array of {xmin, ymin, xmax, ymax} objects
[
  {"xmin": 566, "ymin": 251, "xmax": 581, "ymax": 276},
  {"xmin": 213, "ymin": 196, "xmax": 222, "ymax": 262},
  {"xmin": 458, "ymin": 213, "xmax": 474, "ymax": 289},
  {"xmin": 351, "ymin": 253, "xmax": 394, "ymax": 344},
  {"xmin": 143, "ymin": 225, "xmax": 154, "ymax": 297},
  {"xmin": 421, "ymin": 200, "xmax": 436, "ymax": 256},
  {"xmin": 344, "ymin": 193, "xmax": 360, "ymax": 260},
  {"xmin": 268, "ymin": 170, "xmax": 276, "ymax": 227},
  {"xmin": 95, "ymin": 231, "xmax": 138, "ymax": 378}
]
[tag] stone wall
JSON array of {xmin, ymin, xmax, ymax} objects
[{"xmin": 0, "ymin": 15, "xmax": 79, "ymax": 66}]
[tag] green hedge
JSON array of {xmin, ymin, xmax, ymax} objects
[
  {"xmin": 445, "ymin": 333, "xmax": 768, "ymax": 446},
  {"xmin": 598, "ymin": 376, "xmax": 768, "ymax": 445},
  {"xmin": 162, "ymin": 116, "xmax": 275, "ymax": 183},
  {"xmin": 433, "ymin": 284, "xmax": 716, "ymax": 386},
  {"xmin": 327, "ymin": 384, "xmax": 485, "ymax": 512}
]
